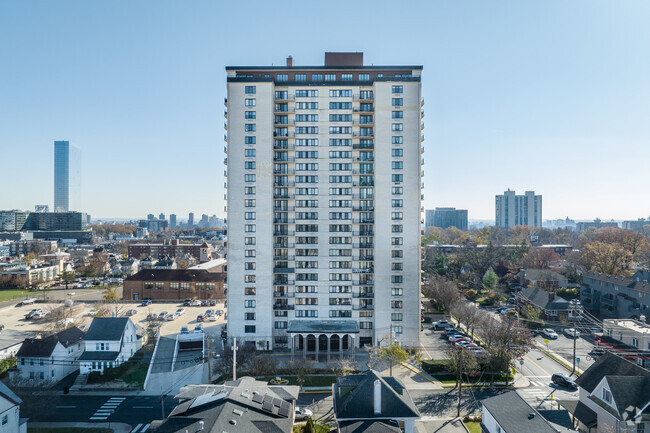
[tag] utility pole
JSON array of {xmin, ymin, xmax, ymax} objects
[
  {"xmin": 571, "ymin": 303, "xmax": 578, "ymax": 376},
  {"xmin": 505, "ymin": 315, "xmax": 513, "ymax": 387},
  {"xmin": 232, "ymin": 337, "xmax": 237, "ymax": 381},
  {"xmin": 457, "ymin": 348, "xmax": 463, "ymax": 418},
  {"xmin": 207, "ymin": 335, "xmax": 212, "ymax": 383}
]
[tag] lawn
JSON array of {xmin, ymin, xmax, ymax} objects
[
  {"xmin": 433, "ymin": 373, "xmax": 514, "ymax": 384},
  {"xmin": 0, "ymin": 289, "xmax": 42, "ymax": 302},
  {"xmin": 293, "ymin": 424, "xmax": 329, "ymax": 433},
  {"xmin": 86, "ymin": 350, "xmax": 151, "ymax": 389},
  {"xmin": 28, "ymin": 429, "xmax": 112, "ymax": 433},
  {"xmin": 263, "ymin": 375, "xmax": 337, "ymax": 387},
  {"xmin": 464, "ymin": 421, "xmax": 481, "ymax": 433}
]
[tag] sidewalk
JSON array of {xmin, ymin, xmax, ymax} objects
[{"xmin": 28, "ymin": 421, "xmax": 132, "ymax": 432}]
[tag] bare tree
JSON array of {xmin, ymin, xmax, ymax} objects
[
  {"xmin": 451, "ymin": 303, "xmax": 481, "ymax": 339},
  {"xmin": 246, "ymin": 355, "xmax": 278, "ymax": 377},
  {"xmin": 423, "ymin": 275, "xmax": 459, "ymax": 312},
  {"xmin": 331, "ymin": 358, "xmax": 356, "ymax": 377},
  {"xmin": 290, "ymin": 358, "xmax": 313, "ymax": 390}
]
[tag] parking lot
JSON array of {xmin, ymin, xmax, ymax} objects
[
  {"xmin": 534, "ymin": 331, "xmax": 597, "ymax": 370},
  {"xmin": 0, "ymin": 299, "xmax": 228, "ymax": 338}
]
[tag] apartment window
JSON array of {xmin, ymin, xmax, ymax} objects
[
  {"xmin": 245, "ymin": 212, "xmax": 256, "ymax": 220},
  {"xmin": 244, "ymin": 325, "xmax": 256, "ymax": 333},
  {"xmin": 330, "ymin": 90, "xmax": 352, "ymax": 97},
  {"xmin": 296, "ymin": 102, "xmax": 318, "ymax": 110},
  {"xmin": 392, "ymin": 161, "xmax": 404, "ymax": 170},
  {"xmin": 297, "ymin": 139, "xmax": 319, "ymax": 146},
  {"xmin": 244, "ymin": 161, "xmax": 256, "ymax": 170},
  {"xmin": 359, "ymin": 73, "xmax": 370, "ymax": 81},
  {"xmin": 391, "ymin": 300, "xmax": 403, "ymax": 308},
  {"xmin": 245, "ymin": 287, "xmax": 256, "ymax": 295},
  {"xmin": 1, "ymin": 414, "xmax": 6, "ymax": 425},
  {"xmin": 392, "ymin": 136, "xmax": 404, "ymax": 144},
  {"xmin": 392, "ymin": 187, "xmax": 403, "ymax": 195},
  {"xmin": 245, "ymin": 86, "xmax": 256, "ymax": 94},
  {"xmin": 245, "ymin": 312, "xmax": 256, "ymax": 320},
  {"xmin": 245, "ymin": 174, "xmax": 256, "ymax": 183},
  {"xmin": 295, "ymin": 73, "xmax": 306, "ymax": 81},
  {"xmin": 330, "ymin": 139, "xmax": 352, "ymax": 146},
  {"xmin": 244, "ymin": 300, "xmax": 256, "ymax": 308},
  {"xmin": 245, "ymin": 136, "xmax": 256, "ymax": 144},
  {"xmin": 296, "ymin": 90, "xmax": 318, "ymax": 97},
  {"xmin": 392, "ymin": 123, "xmax": 403, "ymax": 131},
  {"xmin": 329, "ymin": 151, "xmax": 352, "ymax": 159},
  {"xmin": 392, "ymin": 85, "xmax": 403, "ymax": 93},
  {"xmin": 245, "ymin": 98, "xmax": 256, "ymax": 107},
  {"xmin": 296, "ymin": 126, "xmax": 319, "ymax": 134},
  {"xmin": 392, "ymin": 111, "xmax": 403, "ymax": 119},
  {"xmin": 392, "ymin": 326, "xmax": 403, "ymax": 334},
  {"xmin": 244, "ymin": 262, "xmax": 256, "ymax": 271},
  {"xmin": 244, "ymin": 250, "xmax": 256, "ymax": 258},
  {"xmin": 296, "ymin": 114, "xmax": 319, "ymax": 122},
  {"xmin": 360, "ymin": 322, "xmax": 373, "ymax": 329},
  {"xmin": 312, "ymin": 73, "xmax": 323, "ymax": 81},
  {"xmin": 392, "ymin": 250, "xmax": 403, "ymax": 258},
  {"xmin": 602, "ymin": 388, "xmax": 612, "ymax": 404},
  {"xmin": 245, "ymin": 149, "xmax": 256, "ymax": 157},
  {"xmin": 180, "ymin": 282, "xmax": 190, "ymax": 290},
  {"xmin": 245, "ymin": 111, "xmax": 256, "ymax": 119},
  {"xmin": 245, "ymin": 186, "xmax": 256, "ymax": 194},
  {"xmin": 392, "ymin": 148, "xmax": 403, "ymax": 157},
  {"xmin": 330, "ymin": 114, "xmax": 352, "ymax": 122},
  {"xmin": 392, "ymin": 98, "xmax": 403, "ymax": 106},
  {"xmin": 169, "ymin": 282, "xmax": 179, "ymax": 289},
  {"xmin": 633, "ymin": 338, "xmax": 639, "ymax": 347},
  {"xmin": 275, "ymin": 321, "xmax": 288, "ymax": 329},
  {"xmin": 329, "ymin": 102, "xmax": 352, "ymax": 109},
  {"xmin": 392, "ymin": 174, "xmax": 403, "ymax": 182},
  {"xmin": 359, "ymin": 103, "xmax": 373, "ymax": 112},
  {"xmin": 392, "ymin": 313, "xmax": 403, "ymax": 321},
  {"xmin": 392, "ymin": 225, "xmax": 403, "ymax": 233},
  {"xmin": 392, "ymin": 287, "xmax": 403, "ymax": 296},
  {"xmin": 277, "ymin": 74, "xmax": 288, "ymax": 81},
  {"xmin": 244, "ymin": 237, "xmax": 256, "ymax": 245},
  {"xmin": 325, "ymin": 73, "xmax": 336, "ymax": 81},
  {"xmin": 392, "ymin": 199, "xmax": 403, "ymax": 208},
  {"xmin": 341, "ymin": 73, "xmax": 353, "ymax": 81}
]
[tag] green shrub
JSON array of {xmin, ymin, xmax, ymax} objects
[{"xmin": 421, "ymin": 359, "xmax": 448, "ymax": 374}]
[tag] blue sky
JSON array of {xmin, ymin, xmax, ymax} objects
[{"xmin": 1, "ymin": 0, "xmax": 649, "ymax": 221}]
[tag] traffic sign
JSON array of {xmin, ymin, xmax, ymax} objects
[
  {"xmin": 544, "ymin": 339, "xmax": 549, "ymax": 345},
  {"xmin": 576, "ymin": 357, "xmax": 580, "ymax": 363}
]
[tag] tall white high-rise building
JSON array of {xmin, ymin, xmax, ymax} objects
[
  {"xmin": 225, "ymin": 53, "xmax": 423, "ymax": 353},
  {"xmin": 495, "ymin": 189, "xmax": 542, "ymax": 228},
  {"xmin": 53, "ymin": 141, "xmax": 81, "ymax": 212}
]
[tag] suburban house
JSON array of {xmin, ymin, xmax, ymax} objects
[
  {"xmin": 0, "ymin": 330, "xmax": 38, "ymax": 361},
  {"xmin": 148, "ymin": 377, "xmax": 299, "ymax": 432},
  {"xmin": 333, "ymin": 369, "xmax": 420, "ymax": 433},
  {"xmin": 111, "ymin": 257, "xmax": 140, "ymax": 277},
  {"xmin": 595, "ymin": 319, "xmax": 650, "ymax": 368},
  {"xmin": 123, "ymin": 268, "xmax": 226, "ymax": 301},
  {"xmin": 581, "ymin": 270, "xmax": 650, "ymax": 319},
  {"xmin": 567, "ymin": 352, "xmax": 650, "ymax": 433},
  {"xmin": 0, "ymin": 382, "xmax": 26, "ymax": 433},
  {"xmin": 481, "ymin": 390, "xmax": 575, "ymax": 433},
  {"xmin": 14, "ymin": 327, "xmax": 85, "ymax": 385},
  {"xmin": 515, "ymin": 287, "xmax": 577, "ymax": 322},
  {"xmin": 518, "ymin": 268, "xmax": 569, "ymax": 289},
  {"xmin": 78, "ymin": 318, "xmax": 141, "ymax": 374}
]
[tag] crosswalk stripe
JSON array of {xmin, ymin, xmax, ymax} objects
[
  {"xmin": 141, "ymin": 424, "xmax": 151, "ymax": 432},
  {"xmin": 90, "ymin": 416, "xmax": 108, "ymax": 420},
  {"xmin": 132, "ymin": 424, "xmax": 143, "ymax": 433}
]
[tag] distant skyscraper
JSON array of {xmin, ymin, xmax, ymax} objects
[
  {"xmin": 34, "ymin": 205, "xmax": 49, "ymax": 213},
  {"xmin": 147, "ymin": 214, "xmax": 155, "ymax": 220},
  {"xmin": 199, "ymin": 214, "xmax": 209, "ymax": 228},
  {"xmin": 169, "ymin": 214, "xmax": 177, "ymax": 228},
  {"xmin": 53, "ymin": 141, "xmax": 81, "ymax": 212},
  {"xmin": 427, "ymin": 208, "xmax": 468, "ymax": 231},
  {"xmin": 159, "ymin": 213, "xmax": 165, "ymax": 221},
  {"xmin": 188, "ymin": 212, "xmax": 194, "ymax": 227},
  {"xmin": 495, "ymin": 189, "xmax": 542, "ymax": 228}
]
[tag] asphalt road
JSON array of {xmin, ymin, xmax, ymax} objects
[{"xmin": 23, "ymin": 394, "xmax": 177, "ymax": 427}]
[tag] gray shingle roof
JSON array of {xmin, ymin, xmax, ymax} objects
[
  {"xmin": 15, "ymin": 327, "xmax": 84, "ymax": 358},
  {"xmin": 84, "ymin": 317, "xmax": 129, "ymax": 341},
  {"xmin": 78, "ymin": 351, "xmax": 120, "ymax": 361},
  {"xmin": 518, "ymin": 287, "xmax": 570, "ymax": 310},
  {"xmin": 575, "ymin": 352, "xmax": 649, "ymax": 393},
  {"xmin": 481, "ymin": 391, "xmax": 559, "ymax": 433},
  {"xmin": 333, "ymin": 370, "xmax": 420, "ymax": 420},
  {"xmin": 339, "ymin": 420, "xmax": 401, "ymax": 433},
  {"xmin": 287, "ymin": 320, "xmax": 359, "ymax": 334}
]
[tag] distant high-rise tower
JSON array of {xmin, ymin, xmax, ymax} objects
[
  {"xmin": 147, "ymin": 214, "xmax": 155, "ymax": 220},
  {"xmin": 188, "ymin": 212, "xmax": 195, "ymax": 227},
  {"xmin": 495, "ymin": 189, "xmax": 542, "ymax": 228},
  {"xmin": 159, "ymin": 213, "xmax": 165, "ymax": 221},
  {"xmin": 53, "ymin": 141, "xmax": 81, "ymax": 212},
  {"xmin": 169, "ymin": 214, "xmax": 177, "ymax": 228}
]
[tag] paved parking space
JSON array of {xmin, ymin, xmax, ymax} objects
[
  {"xmin": 420, "ymin": 325, "xmax": 465, "ymax": 359},
  {"xmin": 0, "ymin": 300, "xmax": 227, "ymax": 338},
  {"xmin": 534, "ymin": 333, "xmax": 596, "ymax": 370}
]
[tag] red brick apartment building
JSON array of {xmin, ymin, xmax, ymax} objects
[{"xmin": 123, "ymin": 268, "xmax": 225, "ymax": 301}]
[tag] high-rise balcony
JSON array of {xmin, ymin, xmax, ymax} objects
[
  {"xmin": 353, "ymin": 304, "xmax": 374, "ymax": 310},
  {"xmin": 273, "ymin": 304, "xmax": 295, "ymax": 310},
  {"xmin": 273, "ymin": 267, "xmax": 295, "ymax": 274},
  {"xmin": 353, "ymin": 143, "xmax": 374, "ymax": 150},
  {"xmin": 352, "ymin": 267, "xmax": 374, "ymax": 274},
  {"xmin": 273, "ymin": 292, "xmax": 295, "ymax": 298},
  {"xmin": 352, "ymin": 180, "xmax": 374, "ymax": 187},
  {"xmin": 352, "ymin": 231, "xmax": 374, "ymax": 236},
  {"xmin": 353, "ymin": 292, "xmax": 374, "ymax": 298},
  {"xmin": 352, "ymin": 218, "xmax": 374, "ymax": 224},
  {"xmin": 352, "ymin": 255, "xmax": 374, "ymax": 261}
]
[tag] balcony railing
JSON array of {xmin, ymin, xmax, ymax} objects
[
  {"xmin": 273, "ymin": 304, "xmax": 295, "ymax": 310},
  {"xmin": 353, "ymin": 304, "xmax": 374, "ymax": 310},
  {"xmin": 274, "ymin": 292, "xmax": 295, "ymax": 298},
  {"xmin": 352, "ymin": 218, "xmax": 374, "ymax": 224},
  {"xmin": 353, "ymin": 231, "xmax": 374, "ymax": 236},
  {"xmin": 273, "ymin": 267, "xmax": 295, "ymax": 274},
  {"xmin": 352, "ymin": 267, "xmax": 374, "ymax": 274},
  {"xmin": 352, "ymin": 256, "xmax": 374, "ymax": 261},
  {"xmin": 353, "ymin": 280, "xmax": 374, "ymax": 286},
  {"xmin": 352, "ymin": 181, "xmax": 374, "ymax": 187},
  {"xmin": 353, "ymin": 292, "xmax": 374, "ymax": 298},
  {"xmin": 353, "ymin": 143, "xmax": 374, "ymax": 150}
]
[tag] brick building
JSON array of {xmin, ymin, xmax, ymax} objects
[
  {"xmin": 127, "ymin": 240, "xmax": 211, "ymax": 262},
  {"xmin": 123, "ymin": 268, "xmax": 226, "ymax": 301}
]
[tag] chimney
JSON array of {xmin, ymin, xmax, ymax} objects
[
  {"xmin": 286, "ymin": 56, "xmax": 294, "ymax": 67},
  {"xmin": 373, "ymin": 379, "xmax": 381, "ymax": 415},
  {"xmin": 199, "ymin": 420, "xmax": 205, "ymax": 431},
  {"xmin": 549, "ymin": 292, "xmax": 555, "ymax": 301}
]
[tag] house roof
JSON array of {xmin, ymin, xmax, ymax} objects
[
  {"xmin": 333, "ymin": 370, "xmax": 420, "ymax": 420},
  {"xmin": 84, "ymin": 317, "xmax": 130, "ymax": 341},
  {"xmin": 517, "ymin": 287, "xmax": 570, "ymax": 311},
  {"xmin": 537, "ymin": 409, "xmax": 575, "ymax": 432},
  {"xmin": 338, "ymin": 420, "xmax": 401, "ymax": 433},
  {"xmin": 575, "ymin": 352, "xmax": 650, "ymax": 393},
  {"xmin": 481, "ymin": 391, "xmax": 559, "ymax": 433},
  {"xmin": 519, "ymin": 269, "xmax": 566, "ymax": 282},
  {"xmin": 0, "ymin": 382, "xmax": 22, "ymax": 406},
  {"xmin": 558, "ymin": 400, "xmax": 597, "ymax": 428},
  {"xmin": 287, "ymin": 320, "xmax": 359, "ymax": 334},
  {"xmin": 125, "ymin": 268, "xmax": 225, "ymax": 283},
  {"xmin": 16, "ymin": 326, "xmax": 85, "ymax": 358},
  {"xmin": 583, "ymin": 271, "xmax": 650, "ymax": 294},
  {"xmin": 78, "ymin": 351, "xmax": 120, "ymax": 361},
  {"xmin": 150, "ymin": 377, "xmax": 299, "ymax": 433}
]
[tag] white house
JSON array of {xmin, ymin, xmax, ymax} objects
[
  {"xmin": 78, "ymin": 317, "xmax": 141, "ymax": 374},
  {"xmin": 0, "ymin": 382, "xmax": 26, "ymax": 433},
  {"xmin": 14, "ymin": 327, "xmax": 84, "ymax": 386}
]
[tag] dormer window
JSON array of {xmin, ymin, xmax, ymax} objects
[{"xmin": 602, "ymin": 388, "xmax": 612, "ymax": 404}]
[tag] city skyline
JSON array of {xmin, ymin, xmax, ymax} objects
[{"xmin": 2, "ymin": 1, "xmax": 650, "ymax": 220}]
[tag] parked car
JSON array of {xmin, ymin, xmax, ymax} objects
[
  {"xmin": 31, "ymin": 311, "xmax": 47, "ymax": 320},
  {"xmin": 551, "ymin": 373, "xmax": 577, "ymax": 389},
  {"xmin": 196, "ymin": 314, "xmax": 205, "ymax": 322},
  {"xmin": 166, "ymin": 313, "xmax": 179, "ymax": 321},
  {"xmin": 206, "ymin": 314, "xmax": 217, "ymax": 322},
  {"xmin": 507, "ymin": 298, "xmax": 515, "ymax": 304},
  {"xmin": 295, "ymin": 407, "xmax": 313, "ymax": 420},
  {"xmin": 434, "ymin": 320, "xmax": 452, "ymax": 330},
  {"xmin": 146, "ymin": 313, "xmax": 158, "ymax": 321},
  {"xmin": 564, "ymin": 328, "xmax": 581, "ymax": 338},
  {"xmin": 190, "ymin": 300, "xmax": 201, "ymax": 306},
  {"xmin": 125, "ymin": 309, "xmax": 137, "ymax": 316},
  {"xmin": 158, "ymin": 311, "xmax": 168, "ymax": 320},
  {"xmin": 209, "ymin": 300, "xmax": 217, "ymax": 306},
  {"xmin": 499, "ymin": 308, "xmax": 514, "ymax": 315},
  {"xmin": 205, "ymin": 310, "xmax": 214, "ymax": 317},
  {"xmin": 21, "ymin": 298, "xmax": 36, "ymax": 306},
  {"xmin": 194, "ymin": 324, "xmax": 204, "ymax": 333},
  {"xmin": 183, "ymin": 298, "xmax": 193, "ymax": 306},
  {"xmin": 216, "ymin": 310, "xmax": 224, "ymax": 316},
  {"xmin": 176, "ymin": 308, "xmax": 186, "ymax": 316},
  {"xmin": 201, "ymin": 300, "xmax": 208, "ymax": 306},
  {"xmin": 180, "ymin": 326, "xmax": 189, "ymax": 334},
  {"xmin": 25, "ymin": 308, "xmax": 42, "ymax": 319},
  {"xmin": 141, "ymin": 299, "xmax": 152, "ymax": 307},
  {"xmin": 542, "ymin": 329, "xmax": 559, "ymax": 339}
]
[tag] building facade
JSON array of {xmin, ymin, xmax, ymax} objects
[
  {"xmin": 581, "ymin": 270, "xmax": 650, "ymax": 319},
  {"xmin": 54, "ymin": 140, "xmax": 81, "ymax": 213},
  {"xmin": 495, "ymin": 189, "xmax": 542, "ymax": 228},
  {"xmin": 123, "ymin": 268, "xmax": 226, "ymax": 301},
  {"xmin": 575, "ymin": 219, "xmax": 619, "ymax": 233},
  {"xmin": 127, "ymin": 241, "xmax": 211, "ymax": 261},
  {"xmin": 225, "ymin": 52, "xmax": 423, "ymax": 349},
  {"xmin": 426, "ymin": 207, "xmax": 468, "ymax": 231},
  {"xmin": 0, "ymin": 210, "xmax": 30, "ymax": 231}
]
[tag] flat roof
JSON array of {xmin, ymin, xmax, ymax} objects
[
  {"xmin": 226, "ymin": 65, "xmax": 422, "ymax": 71},
  {"xmin": 287, "ymin": 320, "xmax": 359, "ymax": 334},
  {"xmin": 605, "ymin": 319, "xmax": 650, "ymax": 334}
]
